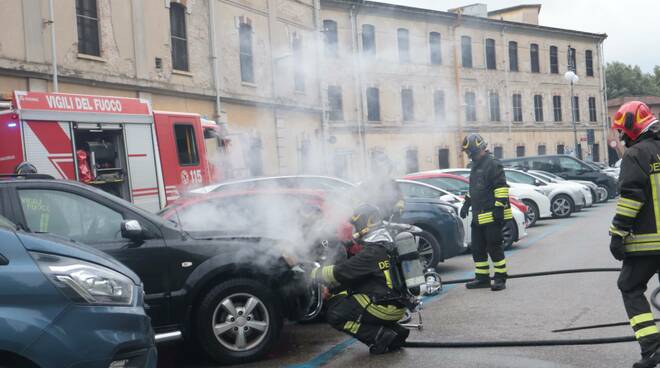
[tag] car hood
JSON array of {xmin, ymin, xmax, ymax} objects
[{"xmin": 16, "ymin": 232, "xmax": 141, "ymax": 285}]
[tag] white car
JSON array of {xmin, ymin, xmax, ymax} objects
[
  {"xmin": 395, "ymin": 179, "xmax": 527, "ymax": 249},
  {"xmin": 405, "ymin": 169, "xmax": 550, "ymax": 227},
  {"xmin": 524, "ymin": 170, "xmax": 593, "ymax": 208},
  {"xmin": 530, "ymin": 170, "xmax": 606, "ymax": 204},
  {"xmin": 504, "ymin": 169, "xmax": 585, "ymax": 218},
  {"xmin": 189, "ymin": 175, "xmax": 356, "ymax": 195}
]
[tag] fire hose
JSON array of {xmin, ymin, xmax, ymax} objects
[{"xmin": 403, "ymin": 267, "xmax": 660, "ymax": 348}]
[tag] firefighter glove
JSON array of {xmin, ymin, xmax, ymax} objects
[
  {"xmin": 460, "ymin": 202, "xmax": 470, "ymax": 219},
  {"xmin": 610, "ymin": 235, "xmax": 626, "ymax": 261},
  {"xmin": 492, "ymin": 206, "xmax": 505, "ymax": 224}
]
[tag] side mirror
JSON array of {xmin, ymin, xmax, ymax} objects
[
  {"xmin": 121, "ymin": 220, "xmax": 144, "ymax": 241},
  {"xmin": 534, "ymin": 179, "xmax": 546, "ymax": 186}
]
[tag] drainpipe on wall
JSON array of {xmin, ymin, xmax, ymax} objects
[
  {"xmin": 266, "ymin": 0, "xmax": 285, "ymax": 174},
  {"xmin": 208, "ymin": 0, "xmax": 223, "ymax": 120},
  {"xmin": 47, "ymin": 0, "xmax": 58, "ymax": 92},
  {"xmin": 349, "ymin": 4, "xmax": 367, "ymax": 174},
  {"xmin": 451, "ymin": 13, "xmax": 464, "ymax": 167},
  {"xmin": 313, "ymin": 0, "xmax": 329, "ymax": 175},
  {"xmin": 597, "ymin": 39, "xmax": 609, "ymax": 163}
]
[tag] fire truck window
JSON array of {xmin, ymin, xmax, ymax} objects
[
  {"xmin": 174, "ymin": 124, "xmax": 199, "ymax": 166},
  {"xmin": 18, "ymin": 189, "xmax": 123, "ymax": 244}
]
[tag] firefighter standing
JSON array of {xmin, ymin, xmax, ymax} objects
[
  {"xmin": 460, "ymin": 133, "xmax": 512, "ymax": 291},
  {"xmin": 311, "ymin": 204, "xmax": 409, "ymax": 354},
  {"xmin": 609, "ymin": 101, "xmax": 660, "ymax": 368}
]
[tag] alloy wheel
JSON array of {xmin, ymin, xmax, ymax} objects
[
  {"xmin": 552, "ymin": 197, "xmax": 571, "ymax": 217},
  {"xmin": 212, "ymin": 293, "xmax": 270, "ymax": 352}
]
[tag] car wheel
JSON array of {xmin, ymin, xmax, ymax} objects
[
  {"xmin": 416, "ymin": 230, "xmax": 442, "ymax": 269},
  {"xmin": 502, "ymin": 220, "xmax": 518, "ymax": 249},
  {"xmin": 195, "ymin": 279, "xmax": 282, "ymax": 365},
  {"xmin": 597, "ymin": 185, "xmax": 610, "ymax": 203},
  {"xmin": 522, "ymin": 200, "xmax": 539, "ymax": 227},
  {"xmin": 551, "ymin": 194, "xmax": 574, "ymax": 218}
]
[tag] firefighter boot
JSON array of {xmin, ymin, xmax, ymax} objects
[
  {"xmin": 634, "ymin": 341, "xmax": 660, "ymax": 368},
  {"xmin": 369, "ymin": 327, "xmax": 398, "ymax": 355},
  {"xmin": 388, "ymin": 323, "xmax": 411, "ymax": 351},
  {"xmin": 491, "ymin": 278, "xmax": 507, "ymax": 291},
  {"xmin": 466, "ymin": 278, "xmax": 491, "ymax": 289}
]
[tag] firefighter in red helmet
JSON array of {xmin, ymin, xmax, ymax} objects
[{"xmin": 609, "ymin": 101, "xmax": 660, "ymax": 368}]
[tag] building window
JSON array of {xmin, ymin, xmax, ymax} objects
[
  {"xmin": 572, "ymin": 96, "xmax": 580, "ymax": 122},
  {"xmin": 174, "ymin": 124, "xmax": 199, "ymax": 165},
  {"xmin": 586, "ymin": 50, "xmax": 594, "ymax": 77},
  {"xmin": 362, "ymin": 24, "xmax": 375, "ymax": 55},
  {"xmin": 557, "ymin": 144, "xmax": 565, "ymax": 154},
  {"xmin": 438, "ymin": 148, "xmax": 450, "ymax": 169},
  {"xmin": 534, "ymin": 94, "xmax": 544, "ymax": 122},
  {"xmin": 465, "ymin": 92, "xmax": 476, "ymax": 122},
  {"xmin": 512, "ymin": 93, "xmax": 523, "ymax": 122},
  {"xmin": 429, "ymin": 32, "xmax": 442, "ymax": 65},
  {"xmin": 593, "ymin": 143, "xmax": 600, "ymax": 162},
  {"xmin": 292, "ymin": 34, "xmax": 304, "ymax": 92},
  {"xmin": 76, "ymin": 0, "xmax": 100, "ymax": 56},
  {"xmin": 367, "ymin": 87, "xmax": 380, "ymax": 122},
  {"xmin": 538, "ymin": 144, "xmax": 546, "ymax": 155},
  {"xmin": 568, "ymin": 47, "xmax": 576, "ymax": 72},
  {"xmin": 461, "ymin": 36, "xmax": 472, "ymax": 68},
  {"xmin": 489, "ymin": 92, "xmax": 500, "ymax": 122},
  {"xmin": 401, "ymin": 88, "xmax": 414, "ymax": 121},
  {"xmin": 323, "ymin": 20, "xmax": 338, "ymax": 57},
  {"xmin": 170, "ymin": 3, "xmax": 189, "ymax": 71},
  {"xmin": 239, "ymin": 22, "xmax": 254, "ymax": 82},
  {"xmin": 508, "ymin": 41, "xmax": 518, "ymax": 72},
  {"xmin": 516, "ymin": 145, "xmax": 525, "ymax": 157},
  {"xmin": 406, "ymin": 149, "xmax": 419, "ymax": 173},
  {"xmin": 485, "ymin": 38, "xmax": 496, "ymax": 70},
  {"xmin": 397, "ymin": 28, "xmax": 410, "ymax": 63},
  {"xmin": 434, "ymin": 90, "xmax": 445, "ymax": 121},
  {"xmin": 328, "ymin": 86, "xmax": 343, "ymax": 121},
  {"xmin": 549, "ymin": 46, "xmax": 558, "ymax": 74},
  {"xmin": 553, "ymin": 95, "xmax": 562, "ymax": 122},
  {"xmin": 530, "ymin": 43, "xmax": 539, "ymax": 73},
  {"xmin": 588, "ymin": 97, "xmax": 597, "ymax": 122},
  {"xmin": 494, "ymin": 146, "xmax": 503, "ymax": 159}
]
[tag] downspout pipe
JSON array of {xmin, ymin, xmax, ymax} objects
[
  {"xmin": 451, "ymin": 12, "xmax": 464, "ymax": 167},
  {"xmin": 208, "ymin": 0, "xmax": 222, "ymax": 120},
  {"xmin": 47, "ymin": 0, "xmax": 58, "ymax": 92},
  {"xmin": 597, "ymin": 39, "xmax": 609, "ymax": 163},
  {"xmin": 349, "ymin": 3, "xmax": 367, "ymax": 174},
  {"xmin": 313, "ymin": 0, "xmax": 329, "ymax": 175}
]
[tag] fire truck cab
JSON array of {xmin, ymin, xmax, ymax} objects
[{"xmin": 0, "ymin": 91, "xmax": 223, "ymax": 211}]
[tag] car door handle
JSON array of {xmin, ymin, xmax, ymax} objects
[{"xmin": 0, "ymin": 254, "xmax": 8, "ymax": 266}]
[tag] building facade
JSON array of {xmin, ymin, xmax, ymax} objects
[
  {"xmin": 0, "ymin": 0, "xmax": 608, "ymax": 181},
  {"xmin": 606, "ymin": 96, "xmax": 660, "ymax": 164}
]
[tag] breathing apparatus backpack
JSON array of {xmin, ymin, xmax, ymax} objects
[{"xmin": 381, "ymin": 231, "xmax": 426, "ymax": 310}]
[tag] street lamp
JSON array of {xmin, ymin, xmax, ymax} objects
[{"xmin": 564, "ymin": 70, "xmax": 580, "ymax": 158}]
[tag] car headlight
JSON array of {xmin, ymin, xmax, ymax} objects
[{"xmin": 31, "ymin": 252, "xmax": 135, "ymax": 306}]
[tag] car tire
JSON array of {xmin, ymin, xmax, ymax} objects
[
  {"xmin": 522, "ymin": 200, "xmax": 539, "ymax": 227},
  {"xmin": 502, "ymin": 220, "xmax": 518, "ymax": 249},
  {"xmin": 551, "ymin": 194, "xmax": 574, "ymax": 218},
  {"xmin": 416, "ymin": 229, "xmax": 442, "ymax": 269},
  {"xmin": 195, "ymin": 278, "xmax": 283, "ymax": 365},
  {"xmin": 597, "ymin": 185, "xmax": 610, "ymax": 203}
]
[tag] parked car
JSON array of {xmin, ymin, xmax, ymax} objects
[
  {"xmin": 0, "ymin": 215, "xmax": 156, "ymax": 368},
  {"xmin": 500, "ymin": 155, "xmax": 618, "ymax": 200},
  {"xmin": 523, "ymin": 170, "xmax": 593, "ymax": 208},
  {"xmin": 191, "ymin": 176, "xmax": 467, "ymax": 268},
  {"xmin": 403, "ymin": 171, "xmax": 551, "ymax": 227},
  {"xmin": 504, "ymin": 169, "xmax": 585, "ymax": 218},
  {"xmin": 395, "ymin": 180, "xmax": 527, "ymax": 249},
  {"xmin": 529, "ymin": 169, "xmax": 606, "ymax": 203},
  {"xmin": 0, "ymin": 178, "xmax": 318, "ymax": 365}
]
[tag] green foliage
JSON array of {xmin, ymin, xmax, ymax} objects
[{"xmin": 606, "ymin": 62, "xmax": 660, "ymax": 98}]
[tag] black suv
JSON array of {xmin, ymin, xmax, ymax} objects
[
  {"xmin": 501, "ymin": 155, "xmax": 618, "ymax": 200},
  {"xmin": 0, "ymin": 178, "xmax": 318, "ymax": 365}
]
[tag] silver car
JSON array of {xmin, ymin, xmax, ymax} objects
[{"xmin": 504, "ymin": 169, "xmax": 585, "ymax": 218}]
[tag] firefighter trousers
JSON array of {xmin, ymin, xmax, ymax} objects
[
  {"xmin": 618, "ymin": 256, "xmax": 660, "ymax": 357},
  {"xmin": 325, "ymin": 294, "xmax": 407, "ymax": 346},
  {"xmin": 471, "ymin": 222, "xmax": 508, "ymax": 280}
]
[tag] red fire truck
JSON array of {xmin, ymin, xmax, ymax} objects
[{"xmin": 0, "ymin": 91, "xmax": 228, "ymax": 211}]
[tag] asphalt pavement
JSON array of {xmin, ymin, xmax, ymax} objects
[{"xmin": 163, "ymin": 201, "xmax": 660, "ymax": 368}]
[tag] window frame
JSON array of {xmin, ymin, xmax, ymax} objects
[
  {"xmin": 434, "ymin": 90, "xmax": 445, "ymax": 122},
  {"xmin": 401, "ymin": 88, "xmax": 414, "ymax": 122},
  {"xmin": 489, "ymin": 91, "xmax": 501, "ymax": 122},
  {"xmin": 585, "ymin": 50, "xmax": 594, "ymax": 77},
  {"xmin": 549, "ymin": 46, "xmax": 558, "ymax": 74},
  {"xmin": 362, "ymin": 24, "xmax": 376, "ymax": 55},
  {"xmin": 537, "ymin": 144, "xmax": 546, "ymax": 155},
  {"xmin": 568, "ymin": 47, "xmax": 577, "ymax": 73},
  {"xmin": 516, "ymin": 145, "xmax": 526, "ymax": 158},
  {"xmin": 572, "ymin": 96, "xmax": 580, "ymax": 122},
  {"xmin": 553, "ymin": 95, "xmax": 562, "ymax": 122},
  {"xmin": 530, "ymin": 43, "xmax": 540, "ymax": 73},
  {"xmin": 461, "ymin": 36, "xmax": 472, "ymax": 68},
  {"xmin": 429, "ymin": 32, "xmax": 442, "ymax": 65},
  {"xmin": 494, "ymin": 146, "xmax": 503, "ymax": 159},
  {"xmin": 76, "ymin": 0, "xmax": 101, "ymax": 56},
  {"xmin": 465, "ymin": 91, "xmax": 477, "ymax": 122},
  {"xmin": 534, "ymin": 94, "xmax": 544, "ymax": 122},
  {"xmin": 588, "ymin": 97, "xmax": 597, "ymax": 122},
  {"xmin": 485, "ymin": 38, "xmax": 496, "ymax": 70},
  {"xmin": 292, "ymin": 33, "xmax": 305, "ymax": 92},
  {"xmin": 323, "ymin": 19, "xmax": 338, "ymax": 57},
  {"xmin": 174, "ymin": 123, "xmax": 200, "ymax": 166},
  {"xmin": 397, "ymin": 28, "xmax": 410, "ymax": 63},
  {"xmin": 239, "ymin": 22, "xmax": 254, "ymax": 83},
  {"xmin": 366, "ymin": 87, "xmax": 381, "ymax": 122},
  {"xmin": 327, "ymin": 85, "xmax": 344, "ymax": 121},
  {"xmin": 508, "ymin": 41, "xmax": 518, "ymax": 72},
  {"xmin": 512, "ymin": 93, "xmax": 523, "ymax": 122},
  {"xmin": 170, "ymin": 2, "xmax": 189, "ymax": 71}
]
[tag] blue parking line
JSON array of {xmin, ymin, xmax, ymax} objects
[{"xmin": 285, "ymin": 221, "xmax": 569, "ymax": 368}]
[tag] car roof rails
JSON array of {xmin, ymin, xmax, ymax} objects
[{"xmin": 0, "ymin": 174, "xmax": 56, "ymax": 180}]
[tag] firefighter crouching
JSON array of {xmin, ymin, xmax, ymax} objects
[
  {"xmin": 609, "ymin": 101, "xmax": 660, "ymax": 368},
  {"xmin": 311, "ymin": 204, "xmax": 409, "ymax": 354},
  {"xmin": 460, "ymin": 133, "xmax": 511, "ymax": 291}
]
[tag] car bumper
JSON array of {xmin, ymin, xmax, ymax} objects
[{"xmin": 25, "ymin": 292, "xmax": 156, "ymax": 368}]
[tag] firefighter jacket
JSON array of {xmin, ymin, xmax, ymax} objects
[
  {"xmin": 312, "ymin": 243, "xmax": 405, "ymax": 321},
  {"xmin": 610, "ymin": 136, "xmax": 660, "ymax": 255},
  {"xmin": 468, "ymin": 153, "xmax": 512, "ymax": 225}
]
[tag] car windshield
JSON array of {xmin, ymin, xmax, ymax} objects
[
  {"xmin": 534, "ymin": 170, "xmax": 563, "ymax": 181},
  {"xmin": 415, "ymin": 177, "xmax": 469, "ymax": 195},
  {"xmin": 530, "ymin": 171, "xmax": 558, "ymax": 182}
]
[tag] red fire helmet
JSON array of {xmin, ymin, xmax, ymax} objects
[{"xmin": 611, "ymin": 101, "xmax": 658, "ymax": 141}]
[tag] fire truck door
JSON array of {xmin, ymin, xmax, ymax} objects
[
  {"xmin": 22, "ymin": 121, "xmax": 76, "ymax": 179},
  {"xmin": 124, "ymin": 124, "xmax": 161, "ymax": 212}
]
